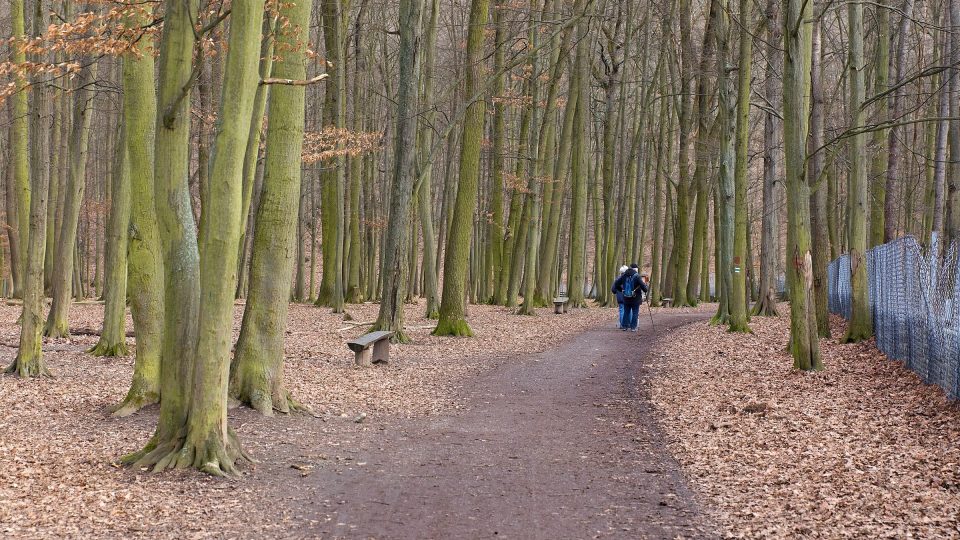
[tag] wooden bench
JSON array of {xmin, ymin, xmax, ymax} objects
[
  {"xmin": 553, "ymin": 297, "xmax": 569, "ymax": 314},
  {"xmin": 660, "ymin": 297, "xmax": 673, "ymax": 308},
  {"xmin": 347, "ymin": 330, "xmax": 393, "ymax": 367}
]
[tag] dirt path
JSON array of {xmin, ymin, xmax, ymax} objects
[{"xmin": 269, "ymin": 311, "xmax": 715, "ymax": 539}]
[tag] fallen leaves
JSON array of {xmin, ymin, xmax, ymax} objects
[
  {"xmin": 0, "ymin": 299, "xmax": 616, "ymax": 538},
  {"xmin": 650, "ymin": 303, "xmax": 960, "ymax": 538}
]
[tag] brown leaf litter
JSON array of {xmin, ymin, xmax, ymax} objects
[
  {"xmin": 0, "ymin": 300, "xmax": 616, "ymax": 538},
  {"xmin": 650, "ymin": 304, "xmax": 960, "ymax": 538}
]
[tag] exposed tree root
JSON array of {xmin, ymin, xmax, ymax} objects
[
  {"xmin": 42, "ymin": 319, "xmax": 70, "ymax": 339},
  {"xmin": 4, "ymin": 356, "xmax": 52, "ymax": 377},
  {"xmin": 424, "ymin": 308, "xmax": 440, "ymax": 320},
  {"xmin": 432, "ymin": 318, "xmax": 474, "ymax": 337},
  {"xmin": 750, "ymin": 292, "xmax": 779, "ymax": 317},
  {"xmin": 88, "ymin": 339, "xmax": 130, "ymax": 358},
  {"xmin": 234, "ymin": 385, "xmax": 313, "ymax": 417},
  {"xmin": 391, "ymin": 331, "xmax": 412, "ymax": 344},
  {"xmin": 710, "ymin": 312, "xmax": 730, "ymax": 326},
  {"xmin": 111, "ymin": 385, "xmax": 159, "ymax": 418},
  {"xmin": 727, "ymin": 322, "xmax": 754, "ymax": 334},
  {"xmin": 345, "ymin": 287, "xmax": 363, "ymax": 304},
  {"xmin": 126, "ymin": 427, "xmax": 251, "ymax": 478}
]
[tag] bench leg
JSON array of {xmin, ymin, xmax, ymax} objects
[
  {"xmin": 355, "ymin": 347, "xmax": 372, "ymax": 367},
  {"xmin": 372, "ymin": 339, "xmax": 390, "ymax": 364},
  {"xmin": 554, "ymin": 304, "xmax": 562, "ymax": 314},
  {"xmin": 563, "ymin": 303, "xmax": 568, "ymax": 314}
]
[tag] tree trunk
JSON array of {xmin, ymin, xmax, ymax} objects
[
  {"xmin": 567, "ymin": 22, "xmax": 590, "ymax": 309},
  {"xmin": 729, "ymin": 0, "xmax": 753, "ymax": 333},
  {"xmin": 782, "ymin": 0, "xmax": 823, "ymax": 370},
  {"xmin": 316, "ymin": 0, "xmax": 346, "ymax": 311},
  {"xmin": 713, "ymin": 0, "xmax": 734, "ymax": 326},
  {"xmin": 808, "ymin": 18, "xmax": 831, "ymax": 337},
  {"xmin": 236, "ymin": 15, "xmax": 279, "ymax": 300},
  {"xmin": 882, "ymin": 0, "xmax": 915, "ymax": 243},
  {"xmin": 868, "ymin": 2, "xmax": 890, "ymax": 247},
  {"xmin": 231, "ymin": 0, "xmax": 314, "ymax": 415},
  {"xmin": 843, "ymin": 0, "xmax": 873, "ymax": 343},
  {"xmin": 44, "ymin": 61, "xmax": 97, "ymax": 338},
  {"xmin": 115, "ymin": 2, "xmax": 165, "ymax": 417},
  {"xmin": 124, "ymin": 0, "xmax": 264, "ymax": 477},
  {"xmin": 433, "ymin": 0, "xmax": 490, "ymax": 336},
  {"xmin": 10, "ymin": 0, "xmax": 29, "ymax": 298},
  {"xmin": 752, "ymin": 0, "xmax": 781, "ymax": 317},
  {"xmin": 7, "ymin": 0, "xmax": 51, "ymax": 377},
  {"xmin": 373, "ymin": 0, "xmax": 423, "ymax": 341},
  {"xmin": 90, "ymin": 122, "xmax": 131, "ymax": 358}
]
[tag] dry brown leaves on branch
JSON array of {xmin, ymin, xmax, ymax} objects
[
  {"xmin": 301, "ymin": 127, "xmax": 382, "ymax": 163},
  {"xmin": 650, "ymin": 304, "xmax": 960, "ymax": 538},
  {"xmin": 0, "ymin": 300, "xmax": 615, "ymax": 537}
]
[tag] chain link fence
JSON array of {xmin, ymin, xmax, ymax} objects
[{"xmin": 828, "ymin": 235, "xmax": 960, "ymax": 400}]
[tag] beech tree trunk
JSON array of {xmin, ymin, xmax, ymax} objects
[
  {"xmin": 231, "ymin": 0, "xmax": 314, "ymax": 415},
  {"xmin": 433, "ymin": 0, "xmax": 490, "ymax": 336}
]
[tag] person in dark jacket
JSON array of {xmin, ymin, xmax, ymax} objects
[
  {"xmin": 615, "ymin": 265, "xmax": 628, "ymax": 328},
  {"xmin": 611, "ymin": 263, "xmax": 648, "ymax": 331}
]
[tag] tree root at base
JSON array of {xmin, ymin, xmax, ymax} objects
[
  {"xmin": 4, "ymin": 357, "xmax": 52, "ymax": 377},
  {"xmin": 88, "ymin": 339, "xmax": 130, "ymax": 358},
  {"xmin": 431, "ymin": 318, "xmax": 474, "ymax": 337},
  {"xmin": 233, "ymin": 385, "xmax": 315, "ymax": 417},
  {"xmin": 111, "ymin": 389, "xmax": 159, "ymax": 418},
  {"xmin": 125, "ymin": 427, "xmax": 251, "ymax": 478}
]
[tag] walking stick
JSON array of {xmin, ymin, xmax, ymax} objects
[{"xmin": 646, "ymin": 298, "xmax": 656, "ymax": 330}]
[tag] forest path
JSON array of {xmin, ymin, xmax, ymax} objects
[{"xmin": 277, "ymin": 311, "xmax": 715, "ymax": 539}]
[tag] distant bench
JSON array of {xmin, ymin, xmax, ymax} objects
[
  {"xmin": 554, "ymin": 296, "xmax": 569, "ymax": 314},
  {"xmin": 347, "ymin": 330, "xmax": 393, "ymax": 367}
]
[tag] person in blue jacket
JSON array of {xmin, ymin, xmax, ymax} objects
[
  {"xmin": 612, "ymin": 263, "xmax": 648, "ymax": 331},
  {"xmin": 615, "ymin": 265, "xmax": 628, "ymax": 328}
]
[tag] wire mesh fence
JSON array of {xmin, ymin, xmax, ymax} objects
[{"xmin": 828, "ymin": 235, "xmax": 960, "ymax": 400}]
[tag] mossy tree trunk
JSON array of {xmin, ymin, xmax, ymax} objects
[
  {"xmin": 126, "ymin": 0, "xmax": 264, "ymax": 477},
  {"xmin": 487, "ymin": 2, "xmax": 507, "ymax": 306},
  {"xmin": 713, "ymin": 0, "xmax": 734, "ymax": 326},
  {"xmin": 433, "ymin": 0, "xmax": 490, "ymax": 336},
  {"xmin": 417, "ymin": 0, "xmax": 442, "ymax": 318},
  {"xmin": 237, "ymin": 14, "xmax": 279, "ymax": 300},
  {"xmin": 346, "ymin": 4, "xmax": 367, "ymax": 305},
  {"xmin": 90, "ymin": 123, "xmax": 131, "ymax": 358},
  {"xmin": 752, "ymin": 0, "xmax": 782, "ymax": 318},
  {"xmin": 868, "ymin": 2, "xmax": 890, "ymax": 248},
  {"xmin": 44, "ymin": 58, "xmax": 96, "ymax": 339},
  {"xmin": 728, "ymin": 0, "xmax": 753, "ymax": 333},
  {"xmin": 373, "ymin": 0, "xmax": 423, "ymax": 341},
  {"xmin": 566, "ymin": 16, "xmax": 590, "ymax": 309},
  {"xmin": 783, "ymin": 0, "xmax": 823, "ymax": 370},
  {"xmin": 115, "ymin": 2, "xmax": 165, "ymax": 417},
  {"xmin": 7, "ymin": 0, "xmax": 51, "ymax": 377},
  {"xmin": 316, "ymin": 0, "xmax": 346, "ymax": 312},
  {"xmin": 9, "ymin": 0, "xmax": 28, "ymax": 298},
  {"xmin": 686, "ymin": 0, "xmax": 718, "ymax": 305},
  {"xmin": 231, "ymin": 0, "xmax": 314, "ymax": 415},
  {"xmin": 885, "ymin": 0, "xmax": 915, "ymax": 242},
  {"xmin": 843, "ymin": 0, "xmax": 873, "ymax": 343},
  {"xmin": 808, "ymin": 18, "xmax": 831, "ymax": 337},
  {"xmin": 670, "ymin": 0, "xmax": 695, "ymax": 308}
]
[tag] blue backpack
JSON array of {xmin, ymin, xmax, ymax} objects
[{"xmin": 623, "ymin": 274, "xmax": 638, "ymax": 299}]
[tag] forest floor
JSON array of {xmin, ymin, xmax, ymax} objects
[
  {"xmin": 0, "ymin": 299, "xmax": 710, "ymax": 538},
  {"xmin": 652, "ymin": 305, "xmax": 960, "ymax": 538}
]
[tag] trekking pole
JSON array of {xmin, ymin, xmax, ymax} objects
[{"xmin": 646, "ymin": 299, "xmax": 656, "ymax": 330}]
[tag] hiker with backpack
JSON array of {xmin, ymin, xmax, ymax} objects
[
  {"xmin": 615, "ymin": 265, "xmax": 629, "ymax": 328},
  {"xmin": 611, "ymin": 263, "xmax": 648, "ymax": 332}
]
